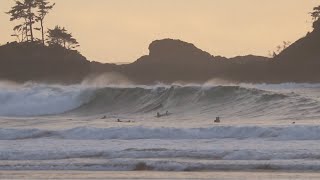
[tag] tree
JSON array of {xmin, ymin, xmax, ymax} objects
[
  {"xmin": 11, "ymin": 24, "xmax": 24, "ymax": 42},
  {"xmin": 35, "ymin": 0, "xmax": 55, "ymax": 45},
  {"xmin": 311, "ymin": 5, "xmax": 320, "ymax": 29},
  {"xmin": 7, "ymin": 0, "xmax": 38, "ymax": 42},
  {"xmin": 47, "ymin": 26, "xmax": 80, "ymax": 49},
  {"xmin": 6, "ymin": 1, "xmax": 29, "ymax": 41},
  {"xmin": 269, "ymin": 41, "xmax": 291, "ymax": 58},
  {"xmin": 311, "ymin": 5, "xmax": 320, "ymax": 21},
  {"xmin": 25, "ymin": 0, "xmax": 38, "ymax": 42}
]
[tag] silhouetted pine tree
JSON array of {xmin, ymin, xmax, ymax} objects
[
  {"xmin": 47, "ymin": 26, "xmax": 80, "ymax": 49},
  {"xmin": 7, "ymin": 0, "xmax": 38, "ymax": 42},
  {"xmin": 7, "ymin": 0, "xmax": 55, "ymax": 44},
  {"xmin": 35, "ymin": 0, "xmax": 55, "ymax": 45},
  {"xmin": 311, "ymin": 5, "xmax": 320, "ymax": 29},
  {"xmin": 6, "ymin": 1, "xmax": 29, "ymax": 42}
]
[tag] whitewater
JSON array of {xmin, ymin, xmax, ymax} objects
[{"xmin": 1, "ymin": 81, "xmax": 320, "ymax": 171}]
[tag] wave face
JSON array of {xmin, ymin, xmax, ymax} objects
[{"xmin": 1, "ymin": 82, "xmax": 320, "ymax": 119}]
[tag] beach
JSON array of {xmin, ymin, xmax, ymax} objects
[{"xmin": 1, "ymin": 171, "xmax": 320, "ymax": 180}]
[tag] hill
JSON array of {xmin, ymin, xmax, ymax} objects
[
  {"xmin": 1, "ymin": 23, "xmax": 320, "ymax": 84},
  {"xmin": 272, "ymin": 19, "xmax": 320, "ymax": 82},
  {"xmin": 118, "ymin": 39, "xmax": 269, "ymax": 83},
  {"xmin": 0, "ymin": 42, "xmax": 90, "ymax": 83}
]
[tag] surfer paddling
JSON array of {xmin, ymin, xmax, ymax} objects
[
  {"xmin": 117, "ymin": 119, "xmax": 133, "ymax": 123},
  {"xmin": 214, "ymin": 117, "xmax": 221, "ymax": 123},
  {"xmin": 156, "ymin": 111, "xmax": 171, "ymax": 118}
]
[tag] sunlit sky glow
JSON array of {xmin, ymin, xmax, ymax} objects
[{"xmin": 1, "ymin": 0, "xmax": 320, "ymax": 63}]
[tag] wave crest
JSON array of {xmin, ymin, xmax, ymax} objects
[{"xmin": 0, "ymin": 82, "xmax": 320, "ymax": 119}]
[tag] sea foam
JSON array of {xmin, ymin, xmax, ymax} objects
[{"xmin": 1, "ymin": 125, "xmax": 320, "ymax": 141}]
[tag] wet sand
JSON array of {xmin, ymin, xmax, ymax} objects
[{"xmin": 1, "ymin": 171, "xmax": 320, "ymax": 180}]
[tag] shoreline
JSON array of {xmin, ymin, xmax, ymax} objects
[{"xmin": 1, "ymin": 170, "xmax": 320, "ymax": 180}]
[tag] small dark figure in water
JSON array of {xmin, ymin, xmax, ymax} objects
[
  {"xmin": 101, "ymin": 115, "xmax": 107, "ymax": 119},
  {"xmin": 292, "ymin": 122, "xmax": 296, "ymax": 124},
  {"xmin": 214, "ymin": 117, "xmax": 221, "ymax": 123},
  {"xmin": 157, "ymin": 112, "xmax": 161, "ymax": 118},
  {"xmin": 117, "ymin": 119, "xmax": 133, "ymax": 123}
]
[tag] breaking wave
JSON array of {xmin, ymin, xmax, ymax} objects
[
  {"xmin": 0, "ymin": 82, "xmax": 320, "ymax": 119},
  {"xmin": 2, "ymin": 82, "xmax": 320, "ymax": 172},
  {"xmin": 2, "ymin": 125, "xmax": 320, "ymax": 141}
]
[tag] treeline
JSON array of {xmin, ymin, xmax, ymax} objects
[
  {"xmin": 6, "ymin": 0, "xmax": 79, "ymax": 49},
  {"xmin": 268, "ymin": 5, "xmax": 320, "ymax": 58}
]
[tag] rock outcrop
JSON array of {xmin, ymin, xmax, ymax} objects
[
  {"xmin": 1, "ymin": 26, "xmax": 320, "ymax": 84},
  {"xmin": 0, "ymin": 42, "xmax": 90, "ymax": 83}
]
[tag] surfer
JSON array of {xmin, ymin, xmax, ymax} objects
[
  {"xmin": 214, "ymin": 117, "xmax": 221, "ymax": 123},
  {"xmin": 157, "ymin": 111, "xmax": 171, "ymax": 118},
  {"xmin": 117, "ymin": 119, "xmax": 133, "ymax": 123}
]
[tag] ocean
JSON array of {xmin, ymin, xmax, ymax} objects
[{"xmin": 1, "ymin": 81, "xmax": 320, "ymax": 173}]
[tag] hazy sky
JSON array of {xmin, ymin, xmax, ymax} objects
[{"xmin": 1, "ymin": 0, "xmax": 320, "ymax": 63}]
